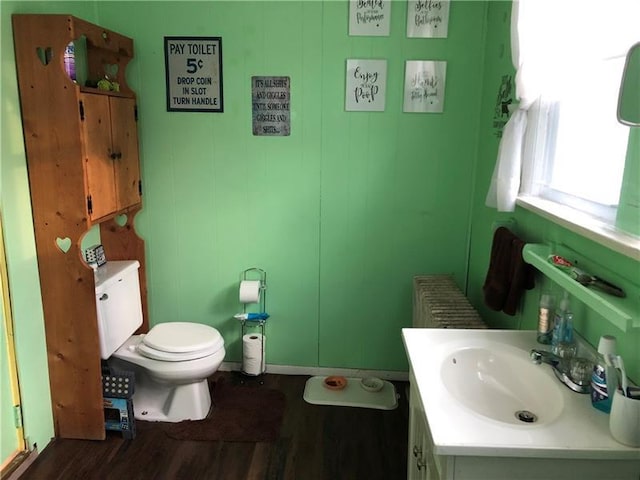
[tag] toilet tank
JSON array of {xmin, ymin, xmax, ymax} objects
[{"xmin": 94, "ymin": 260, "xmax": 143, "ymax": 359}]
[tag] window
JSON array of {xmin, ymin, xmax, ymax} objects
[
  {"xmin": 532, "ymin": 57, "xmax": 630, "ymax": 223},
  {"xmin": 486, "ymin": 0, "xmax": 640, "ymax": 256}
]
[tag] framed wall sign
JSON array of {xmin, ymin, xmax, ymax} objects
[
  {"xmin": 403, "ymin": 60, "xmax": 447, "ymax": 113},
  {"xmin": 349, "ymin": 0, "xmax": 391, "ymax": 36},
  {"xmin": 345, "ymin": 59, "xmax": 387, "ymax": 112},
  {"xmin": 164, "ymin": 36, "xmax": 224, "ymax": 112},
  {"xmin": 252, "ymin": 76, "xmax": 291, "ymax": 136},
  {"xmin": 406, "ymin": 0, "xmax": 450, "ymax": 38}
]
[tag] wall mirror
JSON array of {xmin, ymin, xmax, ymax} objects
[{"xmin": 618, "ymin": 42, "xmax": 640, "ymax": 126}]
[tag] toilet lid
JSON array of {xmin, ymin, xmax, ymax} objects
[{"xmin": 138, "ymin": 322, "xmax": 224, "ymax": 362}]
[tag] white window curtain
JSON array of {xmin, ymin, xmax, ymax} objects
[{"xmin": 486, "ymin": 0, "xmax": 640, "ymax": 212}]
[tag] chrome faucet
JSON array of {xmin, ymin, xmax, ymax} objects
[
  {"xmin": 530, "ymin": 349, "xmax": 591, "ymax": 394},
  {"xmin": 530, "ymin": 349, "xmax": 561, "ymax": 367}
]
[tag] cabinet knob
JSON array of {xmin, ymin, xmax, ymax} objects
[
  {"xmin": 416, "ymin": 458, "xmax": 426, "ymax": 471},
  {"xmin": 412, "ymin": 445, "xmax": 422, "ymax": 458},
  {"xmin": 99, "ymin": 293, "xmax": 108, "ymax": 301},
  {"xmin": 110, "ymin": 152, "xmax": 123, "ymax": 160}
]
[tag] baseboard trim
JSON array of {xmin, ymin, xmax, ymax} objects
[
  {"xmin": 219, "ymin": 362, "xmax": 409, "ymax": 382},
  {"xmin": 4, "ymin": 448, "xmax": 38, "ymax": 480}
]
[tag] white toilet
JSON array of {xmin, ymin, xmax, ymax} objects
[{"xmin": 95, "ymin": 260, "xmax": 226, "ymax": 422}]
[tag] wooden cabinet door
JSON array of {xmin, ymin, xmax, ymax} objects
[
  {"xmin": 81, "ymin": 94, "xmax": 141, "ymax": 222},
  {"xmin": 109, "ymin": 97, "xmax": 141, "ymax": 211},
  {"xmin": 81, "ymin": 93, "xmax": 118, "ymax": 221}
]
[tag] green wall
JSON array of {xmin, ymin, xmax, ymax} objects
[
  {"xmin": 0, "ymin": 292, "xmax": 18, "ymax": 461},
  {"xmin": 466, "ymin": 1, "xmax": 640, "ymax": 383},
  {"xmin": 94, "ymin": 0, "xmax": 488, "ymax": 371}
]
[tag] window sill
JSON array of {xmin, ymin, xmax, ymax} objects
[{"xmin": 516, "ymin": 195, "xmax": 640, "ymax": 261}]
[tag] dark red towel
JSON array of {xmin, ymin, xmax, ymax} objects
[{"xmin": 483, "ymin": 227, "xmax": 535, "ymax": 316}]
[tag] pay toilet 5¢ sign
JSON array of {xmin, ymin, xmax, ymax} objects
[{"xmin": 164, "ymin": 36, "xmax": 224, "ymax": 112}]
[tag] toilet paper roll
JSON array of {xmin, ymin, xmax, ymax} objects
[
  {"xmin": 242, "ymin": 333, "xmax": 266, "ymax": 375},
  {"xmin": 239, "ymin": 280, "xmax": 261, "ymax": 304}
]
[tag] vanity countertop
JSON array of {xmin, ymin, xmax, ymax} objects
[{"xmin": 402, "ymin": 328, "xmax": 640, "ymax": 459}]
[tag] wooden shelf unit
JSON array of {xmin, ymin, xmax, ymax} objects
[{"xmin": 12, "ymin": 14, "xmax": 148, "ymax": 440}]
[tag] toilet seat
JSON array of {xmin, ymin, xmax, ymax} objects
[{"xmin": 137, "ymin": 322, "xmax": 224, "ymax": 362}]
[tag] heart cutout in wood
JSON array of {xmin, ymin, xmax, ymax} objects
[
  {"xmin": 114, "ymin": 214, "xmax": 128, "ymax": 227},
  {"xmin": 103, "ymin": 63, "xmax": 118, "ymax": 78},
  {"xmin": 36, "ymin": 46, "xmax": 53, "ymax": 66},
  {"xmin": 55, "ymin": 237, "xmax": 72, "ymax": 253}
]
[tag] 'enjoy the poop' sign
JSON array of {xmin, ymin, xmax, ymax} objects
[{"xmin": 345, "ymin": 59, "xmax": 387, "ymax": 112}]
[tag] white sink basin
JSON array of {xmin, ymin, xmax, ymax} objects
[
  {"xmin": 403, "ymin": 329, "xmax": 639, "ymax": 460},
  {"xmin": 441, "ymin": 345, "xmax": 564, "ymax": 425}
]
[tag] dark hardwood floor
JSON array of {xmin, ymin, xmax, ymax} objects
[{"xmin": 19, "ymin": 372, "xmax": 408, "ymax": 480}]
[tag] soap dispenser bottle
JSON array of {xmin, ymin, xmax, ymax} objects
[
  {"xmin": 591, "ymin": 335, "xmax": 618, "ymax": 413},
  {"xmin": 551, "ymin": 292, "xmax": 575, "ymax": 358}
]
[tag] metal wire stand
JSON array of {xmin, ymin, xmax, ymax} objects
[{"xmin": 238, "ymin": 268, "xmax": 267, "ymax": 379}]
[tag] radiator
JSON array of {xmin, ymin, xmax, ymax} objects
[{"xmin": 412, "ymin": 275, "xmax": 487, "ymax": 329}]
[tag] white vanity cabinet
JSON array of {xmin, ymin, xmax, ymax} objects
[
  {"xmin": 408, "ymin": 368, "xmax": 640, "ymax": 480},
  {"xmin": 404, "ymin": 330, "xmax": 640, "ymax": 480},
  {"xmin": 408, "ymin": 376, "xmax": 452, "ymax": 480}
]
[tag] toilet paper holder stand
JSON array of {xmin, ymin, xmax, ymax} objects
[
  {"xmin": 241, "ymin": 267, "xmax": 267, "ymax": 315},
  {"xmin": 239, "ymin": 267, "xmax": 267, "ymax": 377}
]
